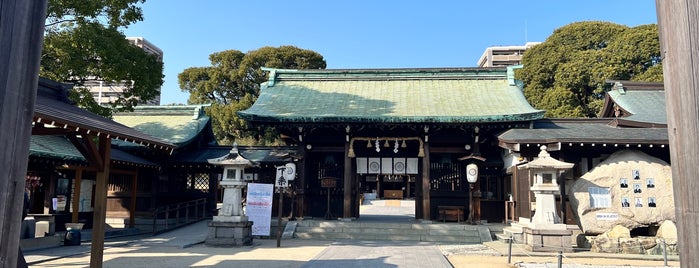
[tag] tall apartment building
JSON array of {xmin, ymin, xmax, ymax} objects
[
  {"xmin": 476, "ymin": 42, "xmax": 540, "ymax": 67},
  {"xmin": 86, "ymin": 37, "xmax": 163, "ymax": 105}
]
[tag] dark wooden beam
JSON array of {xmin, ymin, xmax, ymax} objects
[
  {"xmin": 71, "ymin": 168, "xmax": 83, "ymax": 223},
  {"xmin": 90, "ymin": 135, "xmax": 111, "ymax": 267},
  {"xmin": 421, "ymin": 142, "xmax": 431, "ymax": 220},
  {"xmin": 31, "ymin": 123, "xmax": 75, "ymax": 135},
  {"xmin": 0, "ymin": 0, "xmax": 48, "ymax": 267},
  {"xmin": 656, "ymin": 1, "xmax": 699, "ymax": 265},
  {"xmin": 343, "ymin": 141, "xmax": 352, "ymax": 218},
  {"xmin": 68, "ymin": 134, "xmax": 105, "ymax": 171}
]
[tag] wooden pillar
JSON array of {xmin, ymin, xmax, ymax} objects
[
  {"xmin": 0, "ymin": 1, "xmax": 47, "ymax": 266},
  {"xmin": 71, "ymin": 168, "xmax": 83, "ymax": 223},
  {"xmin": 129, "ymin": 173, "xmax": 137, "ymax": 228},
  {"xmin": 297, "ymin": 143, "xmax": 308, "ymax": 219},
  {"xmin": 343, "ymin": 141, "xmax": 352, "ymax": 218},
  {"xmin": 208, "ymin": 170, "xmax": 218, "ymax": 214},
  {"xmin": 421, "ymin": 142, "xmax": 431, "ymax": 220},
  {"xmin": 90, "ymin": 136, "xmax": 111, "ymax": 268},
  {"xmin": 656, "ymin": 1, "xmax": 699, "ymax": 265}
]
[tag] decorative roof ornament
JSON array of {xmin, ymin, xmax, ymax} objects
[
  {"xmin": 519, "ymin": 145, "xmax": 573, "ymax": 170},
  {"xmin": 207, "ymin": 142, "xmax": 254, "ymax": 166}
]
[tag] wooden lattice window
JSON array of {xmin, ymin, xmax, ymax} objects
[{"xmin": 187, "ymin": 173, "xmax": 209, "ymax": 192}]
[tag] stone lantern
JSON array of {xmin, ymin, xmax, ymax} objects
[
  {"xmin": 205, "ymin": 143, "xmax": 254, "ymax": 246},
  {"xmin": 518, "ymin": 145, "xmax": 574, "ymax": 252}
]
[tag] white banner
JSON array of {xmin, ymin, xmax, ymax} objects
[
  {"xmin": 381, "ymin": 158, "xmax": 393, "ymax": 174},
  {"xmin": 393, "ymin": 158, "xmax": 406, "ymax": 174},
  {"xmin": 406, "ymin": 158, "xmax": 419, "ymax": 174},
  {"xmin": 368, "ymin": 158, "xmax": 381, "ymax": 174},
  {"xmin": 246, "ymin": 183, "xmax": 274, "ymax": 236},
  {"xmin": 356, "ymin": 157, "xmax": 367, "ymax": 174}
]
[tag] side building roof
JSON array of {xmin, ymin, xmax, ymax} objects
[
  {"xmin": 112, "ymin": 105, "xmax": 215, "ymax": 149},
  {"xmin": 599, "ymin": 81, "xmax": 666, "ymax": 127},
  {"xmin": 238, "ymin": 67, "xmax": 544, "ymax": 124},
  {"xmin": 34, "ymin": 78, "xmax": 175, "ymax": 151},
  {"xmin": 497, "ymin": 119, "xmax": 668, "ymax": 151}
]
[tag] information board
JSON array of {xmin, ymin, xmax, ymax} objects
[{"xmin": 246, "ymin": 183, "xmax": 274, "ymax": 236}]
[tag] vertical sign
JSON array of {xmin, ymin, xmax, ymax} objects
[{"xmin": 246, "ymin": 183, "xmax": 274, "ymax": 236}]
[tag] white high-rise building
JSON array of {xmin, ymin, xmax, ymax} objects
[
  {"xmin": 477, "ymin": 42, "xmax": 540, "ymax": 67},
  {"xmin": 86, "ymin": 37, "xmax": 163, "ymax": 106}
]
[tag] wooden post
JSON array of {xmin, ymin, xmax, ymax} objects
[
  {"xmin": 422, "ymin": 142, "xmax": 431, "ymax": 220},
  {"xmin": 0, "ymin": 0, "xmax": 47, "ymax": 267},
  {"xmin": 656, "ymin": 1, "xmax": 699, "ymax": 266},
  {"xmin": 130, "ymin": 173, "xmax": 137, "ymax": 227},
  {"xmin": 90, "ymin": 136, "xmax": 111, "ymax": 268},
  {"xmin": 72, "ymin": 168, "xmax": 83, "ymax": 223},
  {"xmin": 343, "ymin": 141, "xmax": 352, "ymax": 218}
]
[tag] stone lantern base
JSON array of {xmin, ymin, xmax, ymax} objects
[
  {"xmin": 522, "ymin": 225, "xmax": 573, "ymax": 253},
  {"xmin": 205, "ymin": 221, "xmax": 253, "ymax": 247}
]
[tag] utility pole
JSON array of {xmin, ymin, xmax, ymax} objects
[
  {"xmin": 656, "ymin": 1, "xmax": 699, "ymax": 266},
  {"xmin": 0, "ymin": 0, "xmax": 48, "ymax": 267}
]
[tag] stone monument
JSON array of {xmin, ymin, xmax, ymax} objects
[
  {"xmin": 518, "ymin": 146, "xmax": 574, "ymax": 252},
  {"xmin": 206, "ymin": 143, "xmax": 254, "ymax": 246}
]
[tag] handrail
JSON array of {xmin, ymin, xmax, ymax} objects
[{"xmin": 150, "ymin": 198, "xmax": 208, "ymax": 235}]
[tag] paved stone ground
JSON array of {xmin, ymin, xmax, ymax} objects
[
  {"xmin": 24, "ymin": 200, "xmax": 682, "ymax": 268},
  {"xmin": 303, "ymin": 241, "xmax": 452, "ymax": 268}
]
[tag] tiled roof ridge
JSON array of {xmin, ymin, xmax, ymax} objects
[
  {"xmin": 263, "ymin": 67, "xmax": 509, "ymax": 85},
  {"xmin": 118, "ymin": 104, "xmax": 211, "ymax": 119}
]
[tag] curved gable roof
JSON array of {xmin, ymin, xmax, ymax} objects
[
  {"xmin": 238, "ymin": 68, "xmax": 544, "ymax": 124},
  {"xmin": 113, "ymin": 105, "xmax": 214, "ymax": 148},
  {"xmin": 600, "ymin": 81, "xmax": 666, "ymax": 127}
]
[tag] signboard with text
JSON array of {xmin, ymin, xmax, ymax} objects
[{"xmin": 246, "ymin": 183, "xmax": 274, "ymax": 236}]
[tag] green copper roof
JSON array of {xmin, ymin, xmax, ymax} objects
[
  {"xmin": 30, "ymin": 135, "xmax": 86, "ymax": 163},
  {"xmin": 238, "ymin": 68, "xmax": 544, "ymax": 124},
  {"xmin": 113, "ymin": 105, "xmax": 212, "ymax": 147},
  {"xmin": 608, "ymin": 89, "xmax": 666, "ymax": 125},
  {"xmin": 29, "ymin": 135, "xmax": 158, "ymax": 167},
  {"xmin": 602, "ymin": 81, "xmax": 666, "ymax": 126}
]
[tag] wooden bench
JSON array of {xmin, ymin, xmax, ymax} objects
[{"xmin": 438, "ymin": 206, "xmax": 465, "ymax": 223}]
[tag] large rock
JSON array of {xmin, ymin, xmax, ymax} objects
[
  {"xmin": 656, "ymin": 220, "xmax": 677, "ymax": 240},
  {"xmin": 568, "ymin": 150, "xmax": 674, "ymax": 235}
]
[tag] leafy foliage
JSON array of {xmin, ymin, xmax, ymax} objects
[
  {"xmin": 41, "ymin": 0, "xmax": 162, "ymax": 117},
  {"xmin": 179, "ymin": 46, "xmax": 326, "ymax": 145},
  {"xmin": 517, "ymin": 21, "xmax": 662, "ymax": 118}
]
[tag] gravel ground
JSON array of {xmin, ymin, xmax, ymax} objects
[{"xmin": 439, "ymin": 243, "xmax": 680, "ymax": 268}]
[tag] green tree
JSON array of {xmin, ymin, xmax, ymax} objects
[
  {"xmin": 40, "ymin": 0, "xmax": 163, "ymax": 117},
  {"xmin": 516, "ymin": 21, "xmax": 662, "ymax": 118},
  {"xmin": 179, "ymin": 46, "xmax": 326, "ymax": 145}
]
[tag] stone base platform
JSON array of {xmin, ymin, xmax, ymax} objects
[
  {"xmin": 523, "ymin": 226, "xmax": 573, "ymax": 253},
  {"xmin": 205, "ymin": 221, "xmax": 253, "ymax": 247}
]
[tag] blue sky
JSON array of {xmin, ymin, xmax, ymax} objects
[{"xmin": 124, "ymin": 0, "xmax": 658, "ymax": 105}]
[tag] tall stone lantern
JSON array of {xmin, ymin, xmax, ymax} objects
[
  {"xmin": 205, "ymin": 143, "xmax": 254, "ymax": 246},
  {"xmin": 518, "ymin": 145, "xmax": 574, "ymax": 252}
]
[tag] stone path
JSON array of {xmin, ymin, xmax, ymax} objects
[{"xmin": 303, "ymin": 240, "xmax": 452, "ymax": 268}]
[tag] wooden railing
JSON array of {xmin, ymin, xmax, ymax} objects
[{"xmin": 150, "ymin": 198, "xmax": 207, "ymax": 235}]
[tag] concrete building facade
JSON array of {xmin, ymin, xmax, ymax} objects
[
  {"xmin": 477, "ymin": 42, "xmax": 540, "ymax": 67},
  {"xmin": 86, "ymin": 37, "xmax": 163, "ymax": 106}
]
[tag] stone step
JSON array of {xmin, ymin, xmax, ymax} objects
[{"xmin": 294, "ymin": 220, "xmax": 492, "ymax": 243}]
